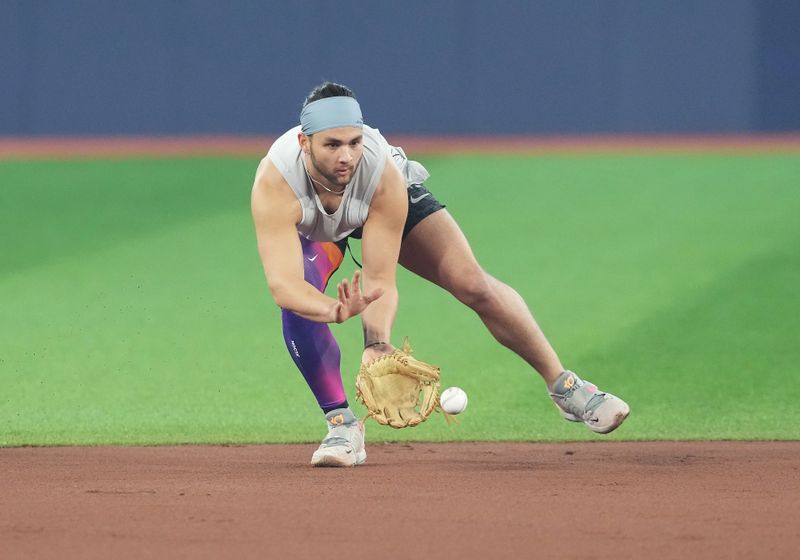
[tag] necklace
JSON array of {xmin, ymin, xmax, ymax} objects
[{"xmin": 305, "ymin": 167, "xmax": 346, "ymax": 196}]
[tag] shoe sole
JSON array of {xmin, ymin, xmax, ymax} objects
[
  {"xmin": 311, "ymin": 449, "xmax": 367, "ymax": 468},
  {"xmin": 591, "ymin": 407, "xmax": 630, "ymax": 434},
  {"xmin": 559, "ymin": 403, "xmax": 631, "ymax": 434}
]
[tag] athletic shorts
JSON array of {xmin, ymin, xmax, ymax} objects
[{"xmin": 344, "ymin": 183, "xmax": 445, "ymax": 243}]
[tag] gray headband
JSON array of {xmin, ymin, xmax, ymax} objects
[{"xmin": 300, "ymin": 96, "xmax": 363, "ymax": 135}]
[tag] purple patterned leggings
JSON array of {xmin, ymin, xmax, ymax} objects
[{"xmin": 281, "ymin": 237, "xmax": 348, "ymax": 411}]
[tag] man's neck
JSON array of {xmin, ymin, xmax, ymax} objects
[{"xmin": 305, "ymin": 156, "xmax": 346, "ymax": 196}]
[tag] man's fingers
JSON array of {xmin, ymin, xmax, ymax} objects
[
  {"xmin": 333, "ymin": 301, "xmax": 345, "ymax": 323},
  {"xmin": 350, "ymin": 275, "xmax": 362, "ymax": 297},
  {"xmin": 363, "ymin": 288, "xmax": 384, "ymax": 304},
  {"xmin": 349, "ymin": 270, "xmax": 362, "ymax": 297},
  {"xmin": 334, "ymin": 270, "xmax": 383, "ymax": 321}
]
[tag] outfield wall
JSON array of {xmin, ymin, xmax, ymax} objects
[{"xmin": 2, "ymin": 1, "xmax": 799, "ymax": 136}]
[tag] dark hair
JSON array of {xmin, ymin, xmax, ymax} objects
[{"xmin": 302, "ymin": 81, "xmax": 356, "ymax": 108}]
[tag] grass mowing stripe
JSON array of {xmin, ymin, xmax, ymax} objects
[
  {"xmin": 1, "ymin": 153, "xmax": 798, "ymax": 444},
  {"xmin": 0, "ymin": 157, "xmax": 256, "ymax": 275},
  {"xmin": 1, "ymin": 211, "xmax": 298, "ymax": 446},
  {"xmin": 573, "ymin": 239, "xmax": 800, "ymax": 439}
]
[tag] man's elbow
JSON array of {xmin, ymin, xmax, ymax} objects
[{"xmin": 267, "ymin": 279, "xmax": 291, "ymax": 309}]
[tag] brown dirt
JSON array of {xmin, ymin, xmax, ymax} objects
[
  {"xmin": 2, "ymin": 441, "xmax": 799, "ymax": 559},
  {"xmin": 1, "ymin": 134, "xmax": 800, "ymax": 159}
]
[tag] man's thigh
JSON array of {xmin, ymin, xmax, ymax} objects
[
  {"xmin": 349, "ymin": 183, "xmax": 445, "ymax": 241},
  {"xmin": 398, "ymin": 208, "xmax": 483, "ymax": 289}
]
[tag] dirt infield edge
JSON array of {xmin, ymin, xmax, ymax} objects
[{"xmin": 2, "ymin": 133, "xmax": 800, "ymax": 159}]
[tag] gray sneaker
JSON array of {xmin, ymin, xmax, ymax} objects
[
  {"xmin": 549, "ymin": 371, "xmax": 630, "ymax": 434},
  {"xmin": 310, "ymin": 408, "xmax": 367, "ymax": 467}
]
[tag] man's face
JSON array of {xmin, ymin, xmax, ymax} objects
[{"xmin": 304, "ymin": 127, "xmax": 364, "ymax": 188}]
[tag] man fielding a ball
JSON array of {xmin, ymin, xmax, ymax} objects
[{"xmin": 251, "ymin": 82, "xmax": 630, "ymax": 467}]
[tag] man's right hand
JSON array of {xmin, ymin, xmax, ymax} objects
[
  {"xmin": 334, "ymin": 270, "xmax": 383, "ymax": 323},
  {"xmin": 333, "ymin": 269, "xmax": 383, "ymax": 323}
]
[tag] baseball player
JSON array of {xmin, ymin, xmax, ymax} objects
[{"xmin": 251, "ymin": 82, "xmax": 630, "ymax": 467}]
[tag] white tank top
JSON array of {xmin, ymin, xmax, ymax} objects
[{"xmin": 266, "ymin": 124, "xmax": 429, "ymax": 242}]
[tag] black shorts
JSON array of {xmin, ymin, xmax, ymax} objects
[{"xmin": 345, "ymin": 183, "xmax": 445, "ymax": 242}]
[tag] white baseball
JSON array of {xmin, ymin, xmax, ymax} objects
[{"xmin": 440, "ymin": 387, "xmax": 468, "ymax": 415}]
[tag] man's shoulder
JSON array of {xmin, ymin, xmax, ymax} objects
[
  {"xmin": 266, "ymin": 126, "xmax": 304, "ymax": 180},
  {"xmin": 268, "ymin": 125, "xmax": 302, "ymax": 154},
  {"xmin": 361, "ymin": 125, "xmax": 392, "ymax": 161},
  {"xmin": 252, "ymin": 157, "xmax": 302, "ymax": 220},
  {"xmin": 363, "ymin": 124, "xmax": 387, "ymax": 143}
]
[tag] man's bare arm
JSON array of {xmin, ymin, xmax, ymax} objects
[{"xmin": 360, "ymin": 158, "xmax": 408, "ymax": 356}]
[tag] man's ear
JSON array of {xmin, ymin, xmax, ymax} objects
[{"xmin": 298, "ymin": 132, "xmax": 311, "ymax": 154}]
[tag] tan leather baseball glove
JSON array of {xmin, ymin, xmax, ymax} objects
[{"xmin": 355, "ymin": 338, "xmax": 442, "ymax": 428}]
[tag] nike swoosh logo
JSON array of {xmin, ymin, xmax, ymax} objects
[
  {"xmin": 410, "ymin": 193, "xmax": 431, "ymax": 204},
  {"xmin": 307, "ymin": 255, "xmax": 318, "ymax": 262}
]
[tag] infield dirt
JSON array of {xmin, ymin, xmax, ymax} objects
[{"xmin": 2, "ymin": 441, "xmax": 799, "ymax": 559}]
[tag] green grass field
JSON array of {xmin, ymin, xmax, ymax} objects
[{"xmin": 2, "ymin": 152, "xmax": 799, "ymax": 446}]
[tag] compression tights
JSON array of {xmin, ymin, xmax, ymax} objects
[{"xmin": 281, "ymin": 236, "xmax": 348, "ymax": 413}]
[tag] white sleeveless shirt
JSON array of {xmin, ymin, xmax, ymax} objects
[{"xmin": 266, "ymin": 124, "xmax": 429, "ymax": 242}]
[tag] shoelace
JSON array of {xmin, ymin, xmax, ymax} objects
[
  {"xmin": 320, "ymin": 435, "xmax": 350, "ymax": 448},
  {"xmin": 551, "ymin": 383, "xmax": 608, "ymax": 418},
  {"xmin": 320, "ymin": 424, "xmax": 360, "ymax": 448}
]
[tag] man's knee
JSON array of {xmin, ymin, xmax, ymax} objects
[{"xmin": 446, "ymin": 267, "xmax": 496, "ymax": 309}]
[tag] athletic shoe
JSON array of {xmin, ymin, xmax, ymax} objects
[
  {"xmin": 549, "ymin": 370, "xmax": 630, "ymax": 434},
  {"xmin": 310, "ymin": 408, "xmax": 367, "ymax": 467}
]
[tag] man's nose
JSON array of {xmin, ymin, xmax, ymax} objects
[{"xmin": 338, "ymin": 146, "xmax": 353, "ymax": 162}]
